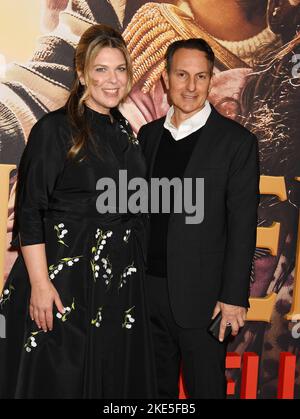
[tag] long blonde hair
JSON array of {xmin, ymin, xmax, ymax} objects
[{"xmin": 65, "ymin": 24, "xmax": 132, "ymax": 159}]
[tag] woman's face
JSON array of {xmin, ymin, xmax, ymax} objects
[{"xmin": 80, "ymin": 46, "xmax": 128, "ymax": 114}]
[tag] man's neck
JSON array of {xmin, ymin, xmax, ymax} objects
[
  {"xmin": 171, "ymin": 106, "xmax": 204, "ymax": 129},
  {"xmin": 188, "ymin": 0, "xmax": 266, "ymax": 41}
]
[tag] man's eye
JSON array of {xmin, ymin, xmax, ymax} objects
[{"xmin": 177, "ymin": 72, "xmax": 186, "ymax": 78}]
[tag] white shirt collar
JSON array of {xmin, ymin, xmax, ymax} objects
[{"xmin": 164, "ymin": 100, "xmax": 212, "ymax": 141}]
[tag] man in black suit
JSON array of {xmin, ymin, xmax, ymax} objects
[{"xmin": 138, "ymin": 39, "xmax": 260, "ymax": 399}]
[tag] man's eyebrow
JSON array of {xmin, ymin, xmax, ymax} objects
[{"xmin": 174, "ymin": 69, "xmax": 210, "ymax": 74}]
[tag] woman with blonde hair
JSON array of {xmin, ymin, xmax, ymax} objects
[{"xmin": 0, "ymin": 24, "xmax": 156, "ymax": 399}]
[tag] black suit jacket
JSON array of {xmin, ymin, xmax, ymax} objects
[{"xmin": 138, "ymin": 106, "xmax": 260, "ymax": 328}]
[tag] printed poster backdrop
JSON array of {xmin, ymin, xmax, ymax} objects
[{"xmin": 0, "ymin": 0, "xmax": 300, "ymax": 398}]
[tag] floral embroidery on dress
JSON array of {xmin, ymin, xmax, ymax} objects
[
  {"xmin": 0, "ymin": 284, "xmax": 15, "ymax": 308},
  {"xmin": 91, "ymin": 306, "xmax": 103, "ymax": 328},
  {"xmin": 119, "ymin": 119, "xmax": 139, "ymax": 146},
  {"xmin": 54, "ymin": 223, "xmax": 69, "ymax": 247},
  {"xmin": 24, "ymin": 330, "xmax": 44, "ymax": 352},
  {"xmin": 123, "ymin": 229, "xmax": 131, "ymax": 243},
  {"xmin": 48, "ymin": 256, "xmax": 82, "ymax": 280},
  {"xmin": 118, "ymin": 263, "xmax": 137, "ymax": 290},
  {"xmin": 101, "ymin": 257, "xmax": 113, "ymax": 288},
  {"xmin": 122, "ymin": 306, "xmax": 135, "ymax": 329},
  {"xmin": 91, "ymin": 229, "xmax": 113, "ymax": 282},
  {"xmin": 56, "ymin": 298, "xmax": 75, "ymax": 322}
]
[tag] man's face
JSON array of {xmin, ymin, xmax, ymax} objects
[{"xmin": 162, "ymin": 48, "xmax": 212, "ymax": 119}]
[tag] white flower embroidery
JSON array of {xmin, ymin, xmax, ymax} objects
[
  {"xmin": 122, "ymin": 306, "xmax": 135, "ymax": 329},
  {"xmin": 24, "ymin": 330, "xmax": 44, "ymax": 352},
  {"xmin": 91, "ymin": 307, "xmax": 103, "ymax": 328},
  {"xmin": 56, "ymin": 299, "xmax": 75, "ymax": 322},
  {"xmin": 123, "ymin": 229, "xmax": 131, "ymax": 243},
  {"xmin": 0, "ymin": 284, "xmax": 15, "ymax": 308},
  {"xmin": 101, "ymin": 257, "xmax": 113, "ymax": 288},
  {"xmin": 119, "ymin": 120, "xmax": 139, "ymax": 146},
  {"xmin": 54, "ymin": 223, "xmax": 69, "ymax": 247},
  {"xmin": 118, "ymin": 262, "xmax": 137, "ymax": 290},
  {"xmin": 91, "ymin": 229, "xmax": 113, "ymax": 282},
  {"xmin": 48, "ymin": 256, "xmax": 82, "ymax": 280}
]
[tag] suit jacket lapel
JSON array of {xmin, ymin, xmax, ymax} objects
[
  {"xmin": 183, "ymin": 107, "xmax": 224, "ymax": 178},
  {"xmin": 148, "ymin": 107, "xmax": 224, "ymax": 180}
]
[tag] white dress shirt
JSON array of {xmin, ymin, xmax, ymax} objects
[{"xmin": 164, "ymin": 100, "xmax": 212, "ymax": 141}]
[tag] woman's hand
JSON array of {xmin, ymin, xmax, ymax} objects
[
  {"xmin": 30, "ymin": 281, "xmax": 65, "ymax": 332},
  {"xmin": 20, "ymin": 243, "xmax": 65, "ymax": 332}
]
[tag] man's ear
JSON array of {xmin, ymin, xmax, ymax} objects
[
  {"xmin": 208, "ymin": 72, "xmax": 214, "ymax": 93},
  {"xmin": 162, "ymin": 70, "xmax": 170, "ymax": 90}
]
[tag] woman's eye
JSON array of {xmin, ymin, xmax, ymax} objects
[
  {"xmin": 118, "ymin": 67, "xmax": 127, "ymax": 72},
  {"xmin": 95, "ymin": 67, "xmax": 106, "ymax": 72}
]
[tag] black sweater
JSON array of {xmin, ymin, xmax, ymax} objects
[{"xmin": 147, "ymin": 127, "xmax": 201, "ymax": 277}]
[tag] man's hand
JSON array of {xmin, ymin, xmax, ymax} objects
[{"xmin": 211, "ymin": 301, "xmax": 247, "ymax": 342}]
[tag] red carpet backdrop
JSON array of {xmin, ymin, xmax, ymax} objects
[{"xmin": 0, "ymin": 0, "xmax": 299, "ymax": 399}]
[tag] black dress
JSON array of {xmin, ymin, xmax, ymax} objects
[{"xmin": 0, "ymin": 107, "xmax": 156, "ymax": 398}]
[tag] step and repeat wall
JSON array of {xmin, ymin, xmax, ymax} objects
[{"xmin": 0, "ymin": 0, "xmax": 299, "ymax": 398}]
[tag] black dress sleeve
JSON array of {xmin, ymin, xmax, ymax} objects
[{"xmin": 13, "ymin": 113, "xmax": 67, "ymax": 247}]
